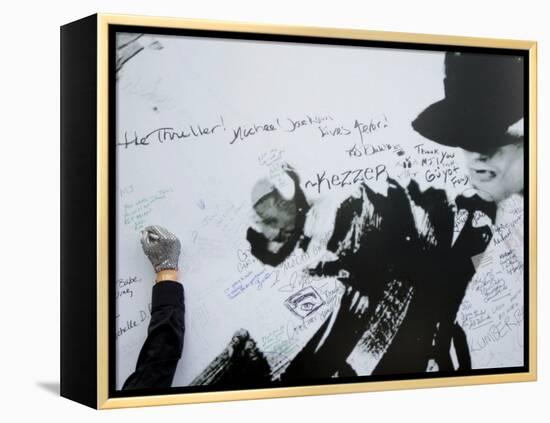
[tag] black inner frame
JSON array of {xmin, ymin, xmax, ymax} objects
[{"xmin": 107, "ymin": 23, "xmax": 531, "ymax": 399}]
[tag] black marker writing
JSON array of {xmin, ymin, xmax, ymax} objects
[{"xmin": 305, "ymin": 165, "xmax": 388, "ymax": 194}]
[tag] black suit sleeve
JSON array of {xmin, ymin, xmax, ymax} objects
[{"xmin": 122, "ymin": 281, "xmax": 185, "ymax": 390}]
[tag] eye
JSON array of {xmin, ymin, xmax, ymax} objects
[
  {"xmin": 480, "ymin": 146, "xmax": 500, "ymax": 159},
  {"xmin": 300, "ymin": 302, "xmax": 315, "ymax": 311}
]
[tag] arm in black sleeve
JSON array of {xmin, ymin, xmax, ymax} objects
[{"xmin": 122, "ymin": 281, "xmax": 185, "ymax": 390}]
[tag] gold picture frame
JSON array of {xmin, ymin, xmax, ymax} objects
[{"xmin": 60, "ymin": 13, "xmax": 537, "ymax": 409}]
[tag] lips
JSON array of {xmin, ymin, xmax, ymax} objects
[{"xmin": 469, "ymin": 166, "xmax": 497, "ymax": 183}]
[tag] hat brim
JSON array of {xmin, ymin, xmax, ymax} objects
[
  {"xmin": 412, "ymin": 99, "xmax": 471, "ymax": 149},
  {"xmin": 411, "ymin": 98, "xmax": 514, "ymax": 153}
]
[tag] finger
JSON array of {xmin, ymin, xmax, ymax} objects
[
  {"xmin": 337, "ymin": 285, "xmax": 353, "ymax": 311},
  {"xmin": 349, "ymin": 291, "xmax": 360, "ymax": 311},
  {"xmin": 154, "ymin": 225, "xmax": 171, "ymax": 239},
  {"xmin": 140, "ymin": 228, "xmax": 156, "ymax": 248},
  {"xmin": 146, "ymin": 225, "xmax": 164, "ymax": 238},
  {"xmin": 140, "ymin": 229, "xmax": 148, "ymax": 245},
  {"xmin": 338, "ymin": 285, "xmax": 351, "ymax": 314},
  {"xmin": 355, "ymin": 296, "xmax": 369, "ymax": 316},
  {"xmin": 353, "ymin": 295, "xmax": 363, "ymax": 314},
  {"xmin": 148, "ymin": 225, "xmax": 176, "ymax": 241},
  {"xmin": 146, "ymin": 231, "xmax": 160, "ymax": 246},
  {"xmin": 143, "ymin": 225, "xmax": 157, "ymax": 234},
  {"xmin": 353, "ymin": 294, "xmax": 365, "ymax": 316},
  {"xmin": 140, "ymin": 226, "xmax": 158, "ymax": 245},
  {"xmin": 157, "ymin": 225, "xmax": 177, "ymax": 240},
  {"xmin": 342, "ymin": 285, "xmax": 352, "ymax": 303},
  {"xmin": 360, "ymin": 296, "xmax": 369, "ymax": 314}
]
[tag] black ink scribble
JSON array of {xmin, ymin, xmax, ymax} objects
[
  {"xmin": 117, "ymin": 118, "xmax": 225, "ymax": 148},
  {"xmin": 304, "ymin": 165, "xmax": 388, "ymax": 194},
  {"xmin": 116, "ymin": 33, "xmax": 163, "ymax": 77},
  {"xmin": 499, "ymin": 250, "xmax": 524, "ymax": 275},
  {"xmin": 284, "ymin": 287, "xmax": 325, "ymax": 318}
]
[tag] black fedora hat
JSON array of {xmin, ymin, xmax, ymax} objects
[{"xmin": 412, "ymin": 52, "xmax": 524, "ymax": 153}]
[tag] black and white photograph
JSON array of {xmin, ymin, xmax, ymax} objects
[
  {"xmin": 112, "ymin": 29, "xmax": 528, "ymax": 394},
  {"xmin": 5, "ymin": 0, "xmax": 550, "ymax": 418}
]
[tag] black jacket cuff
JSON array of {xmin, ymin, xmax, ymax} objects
[{"xmin": 151, "ymin": 281, "xmax": 184, "ymax": 310}]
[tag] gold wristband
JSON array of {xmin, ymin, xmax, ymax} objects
[{"xmin": 155, "ymin": 269, "xmax": 179, "ymax": 283}]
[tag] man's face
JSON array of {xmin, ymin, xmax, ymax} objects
[
  {"xmin": 252, "ymin": 192, "xmax": 297, "ymax": 242},
  {"xmin": 462, "ymin": 141, "xmax": 524, "ymax": 203}
]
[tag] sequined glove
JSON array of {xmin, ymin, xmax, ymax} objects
[{"xmin": 140, "ymin": 225, "xmax": 181, "ymax": 272}]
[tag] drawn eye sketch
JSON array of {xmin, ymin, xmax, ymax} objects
[
  {"xmin": 113, "ymin": 29, "xmax": 528, "ymax": 393},
  {"xmin": 285, "ymin": 287, "xmax": 325, "ymax": 318}
]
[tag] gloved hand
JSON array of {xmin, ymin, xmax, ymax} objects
[{"xmin": 140, "ymin": 225, "xmax": 181, "ymax": 272}]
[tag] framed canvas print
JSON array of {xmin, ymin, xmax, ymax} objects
[{"xmin": 60, "ymin": 13, "xmax": 537, "ymax": 409}]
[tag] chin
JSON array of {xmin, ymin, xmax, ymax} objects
[
  {"xmin": 474, "ymin": 185, "xmax": 518, "ymax": 204},
  {"xmin": 470, "ymin": 182, "xmax": 500, "ymax": 203},
  {"xmin": 473, "ymin": 190, "xmax": 489, "ymax": 201}
]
